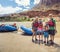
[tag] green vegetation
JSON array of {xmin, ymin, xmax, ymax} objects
[
  {"xmin": 0, "ymin": 16, "xmax": 31, "ymax": 22},
  {"xmin": 0, "ymin": 16, "xmax": 59, "ymax": 22}
]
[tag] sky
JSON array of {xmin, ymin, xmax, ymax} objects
[{"xmin": 0, "ymin": 0, "xmax": 40, "ymax": 15}]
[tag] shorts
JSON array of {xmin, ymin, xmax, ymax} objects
[
  {"xmin": 32, "ymin": 27, "xmax": 37, "ymax": 31},
  {"xmin": 44, "ymin": 31, "xmax": 49, "ymax": 38},
  {"xmin": 32, "ymin": 27, "xmax": 37, "ymax": 35},
  {"xmin": 49, "ymin": 30, "xmax": 55, "ymax": 36},
  {"xmin": 37, "ymin": 30, "xmax": 43, "ymax": 35}
]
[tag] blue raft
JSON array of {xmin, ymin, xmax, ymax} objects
[
  {"xmin": 20, "ymin": 26, "xmax": 33, "ymax": 35},
  {"xmin": 0, "ymin": 25, "xmax": 17, "ymax": 32}
]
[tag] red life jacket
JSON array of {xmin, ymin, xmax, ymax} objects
[
  {"xmin": 39, "ymin": 23, "xmax": 43, "ymax": 28},
  {"xmin": 48, "ymin": 20, "xmax": 55, "ymax": 26},
  {"xmin": 33, "ymin": 22, "xmax": 39, "ymax": 27}
]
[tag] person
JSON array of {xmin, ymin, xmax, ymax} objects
[
  {"xmin": 37, "ymin": 19, "xmax": 43, "ymax": 44},
  {"xmin": 13, "ymin": 23, "xmax": 17, "ymax": 28},
  {"xmin": 43, "ymin": 22, "xmax": 49, "ymax": 45},
  {"xmin": 32, "ymin": 17, "xmax": 39, "ymax": 42},
  {"xmin": 48, "ymin": 14, "xmax": 56, "ymax": 45}
]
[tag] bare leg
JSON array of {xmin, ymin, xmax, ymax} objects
[
  {"xmin": 51, "ymin": 35, "xmax": 54, "ymax": 43},
  {"xmin": 39, "ymin": 34, "xmax": 40, "ymax": 41},
  {"xmin": 44, "ymin": 37, "xmax": 46, "ymax": 44},
  {"xmin": 50, "ymin": 35, "xmax": 52, "ymax": 41},
  {"xmin": 35, "ymin": 33, "xmax": 37, "ymax": 40},
  {"xmin": 47, "ymin": 37, "xmax": 49, "ymax": 44},
  {"xmin": 32, "ymin": 32, "xmax": 35, "ymax": 40},
  {"xmin": 44, "ymin": 37, "xmax": 46, "ymax": 42},
  {"xmin": 50, "ymin": 35, "xmax": 55, "ymax": 45},
  {"xmin": 39, "ymin": 34, "xmax": 40, "ymax": 44},
  {"xmin": 35, "ymin": 32, "xmax": 38, "ymax": 43},
  {"xmin": 52, "ymin": 35, "xmax": 54, "ymax": 41},
  {"xmin": 32, "ymin": 31, "xmax": 35, "ymax": 42},
  {"xmin": 41, "ymin": 35, "xmax": 43, "ymax": 40}
]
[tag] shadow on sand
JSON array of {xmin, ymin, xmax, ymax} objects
[
  {"xmin": 21, "ymin": 32, "xmax": 32, "ymax": 36},
  {"xmin": 0, "ymin": 31, "xmax": 17, "ymax": 33},
  {"xmin": 54, "ymin": 43, "xmax": 60, "ymax": 52},
  {"xmin": 52, "ymin": 43, "xmax": 60, "ymax": 48}
]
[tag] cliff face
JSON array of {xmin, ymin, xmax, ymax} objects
[
  {"xmin": 7, "ymin": 0, "xmax": 60, "ymax": 18},
  {"xmin": 19, "ymin": 10, "xmax": 60, "ymax": 17},
  {"xmin": 32, "ymin": 0, "xmax": 60, "ymax": 11},
  {"xmin": 41, "ymin": 0, "xmax": 60, "ymax": 5}
]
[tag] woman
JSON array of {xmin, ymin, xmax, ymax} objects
[{"xmin": 37, "ymin": 19, "xmax": 43, "ymax": 44}]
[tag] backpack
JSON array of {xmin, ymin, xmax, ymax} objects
[{"xmin": 48, "ymin": 20, "xmax": 55, "ymax": 27}]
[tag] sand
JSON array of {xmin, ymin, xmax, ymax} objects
[{"xmin": 0, "ymin": 22, "xmax": 60, "ymax": 52}]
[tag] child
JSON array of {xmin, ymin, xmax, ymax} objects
[
  {"xmin": 37, "ymin": 19, "xmax": 43, "ymax": 44},
  {"xmin": 44, "ymin": 22, "xmax": 49, "ymax": 45}
]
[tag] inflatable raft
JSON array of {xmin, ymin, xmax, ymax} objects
[
  {"xmin": 0, "ymin": 25, "xmax": 17, "ymax": 32},
  {"xmin": 20, "ymin": 26, "xmax": 33, "ymax": 35}
]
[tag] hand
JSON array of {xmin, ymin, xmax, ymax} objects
[
  {"xmin": 32, "ymin": 30, "xmax": 34, "ymax": 32},
  {"xmin": 55, "ymin": 30, "xmax": 57, "ymax": 33}
]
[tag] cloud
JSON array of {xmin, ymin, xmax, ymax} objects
[
  {"xmin": 25, "ymin": 6, "xmax": 30, "ymax": 9},
  {"xmin": 0, "ymin": 0, "xmax": 41, "ymax": 14},
  {"xmin": 22, "ymin": 8, "xmax": 29, "ymax": 11},
  {"xmin": 15, "ymin": 0, "xmax": 30, "ymax": 6},
  {"xmin": 0, "ymin": 4, "xmax": 22, "ymax": 14},
  {"xmin": 34, "ymin": 0, "xmax": 40, "ymax": 4}
]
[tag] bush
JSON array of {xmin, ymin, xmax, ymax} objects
[{"xmin": 27, "ymin": 18, "xmax": 30, "ymax": 21}]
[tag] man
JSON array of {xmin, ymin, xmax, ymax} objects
[
  {"xmin": 48, "ymin": 14, "xmax": 56, "ymax": 45},
  {"xmin": 32, "ymin": 17, "xmax": 39, "ymax": 43}
]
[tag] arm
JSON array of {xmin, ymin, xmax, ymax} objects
[
  {"xmin": 54, "ymin": 20, "xmax": 57, "ymax": 33},
  {"xmin": 54, "ymin": 20, "xmax": 56, "ymax": 30}
]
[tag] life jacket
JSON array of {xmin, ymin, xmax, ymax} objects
[
  {"xmin": 38, "ymin": 25, "xmax": 43, "ymax": 30},
  {"xmin": 39, "ymin": 23, "xmax": 43, "ymax": 28},
  {"xmin": 48, "ymin": 20, "xmax": 55, "ymax": 27},
  {"xmin": 33, "ymin": 22, "xmax": 39, "ymax": 27},
  {"xmin": 38, "ymin": 21, "xmax": 43, "ymax": 30}
]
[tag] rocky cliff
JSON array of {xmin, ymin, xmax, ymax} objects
[{"xmin": 32, "ymin": 0, "xmax": 60, "ymax": 11}]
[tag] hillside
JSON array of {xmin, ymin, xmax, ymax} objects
[{"xmin": 19, "ymin": 10, "xmax": 60, "ymax": 17}]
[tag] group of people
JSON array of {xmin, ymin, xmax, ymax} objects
[{"xmin": 32, "ymin": 14, "xmax": 57, "ymax": 45}]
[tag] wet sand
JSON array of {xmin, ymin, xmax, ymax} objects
[{"xmin": 0, "ymin": 22, "xmax": 60, "ymax": 52}]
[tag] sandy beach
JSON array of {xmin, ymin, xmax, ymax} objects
[{"xmin": 0, "ymin": 22, "xmax": 60, "ymax": 52}]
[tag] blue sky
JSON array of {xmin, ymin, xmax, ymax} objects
[{"xmin": 0, "ymin": 0, "xmax": 40, "ymax": 14}]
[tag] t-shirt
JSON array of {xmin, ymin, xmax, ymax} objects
[
  {"xmin": 38, "ymin": 27, "xmax": 43, "ymax": 30},
  {"xmin": 44, "ymin": 31, "xmax": 49, "ymax": 37},
  {"xmin": 38, "ymin": 21, "xmax": 43, "ymax": 30}
]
